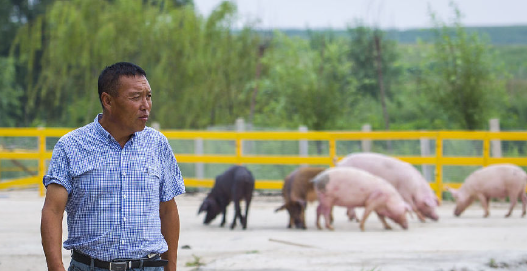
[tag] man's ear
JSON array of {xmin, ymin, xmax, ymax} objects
[{"xmin": 101, "ymin": 92, "xmax": 113, "ymax": 111}]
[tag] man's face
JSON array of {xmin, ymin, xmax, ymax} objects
[{"xmin": 110, "ymin": 75, "xmax": 152, "ymax": 134}]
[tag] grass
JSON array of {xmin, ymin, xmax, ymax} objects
[
  {"xmin": 185, "ymin": 254, "xmax": 206, "ymax": 268},
  {"xmin": 487, "ymin": 258, "xmax": 509, "ymax": 269}
]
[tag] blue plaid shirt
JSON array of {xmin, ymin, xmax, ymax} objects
[{"xmin": 43, "ymin": 114, "xmax": 185, "ymax": 261}]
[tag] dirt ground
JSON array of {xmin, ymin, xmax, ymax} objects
[{"xmin": 1, "ymin": 189, "xmax": 526, "ymax": 271}]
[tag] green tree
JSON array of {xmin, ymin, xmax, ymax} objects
[
  {"xmin": 11, "ymin": 0, "xmax": 260, "ymax": 128},
  {"xmin": 0, "ymin": 0, "xmax": 55, "ymax": 56},
  {"xmin": 0, "ymin": 57, "xmax": 23, "ymax": 126},
  {"xmin": 256, "ymin": 32, "xmax": 356, "ymax": 131},
  {"xmin": 419, "ymin": 4, "xmax": 507, "ymax": 130},
  {"xmin": 346, "ymin": 25, "xmax": 401, "ymax": 130},
  {"xmin": 346, "ymin": 25, "xmax": 400, "ymax": 100}
]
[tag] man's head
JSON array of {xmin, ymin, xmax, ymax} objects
[
  {"xmin": 98, "ymin": 62, "xmax": 147, "ymax": 105},
  {"xmin": 98, "ymin": 62, "xmax": 151, "ymax": 135}
]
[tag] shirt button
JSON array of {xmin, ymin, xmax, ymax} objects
[
  {"xmin": 123, "ymin": 217, "xmax": 127, "ymax": 221},
  {"xmin": 122, "ymin": 172, "xmax": 126, "ymax": 176},
  {"xmin": 121, "ymin": 240, "xmax": 125, "ymax": 244},
  {"xmin": 123, "ymin": 194, "xmax": 127, "ymax": 199}
]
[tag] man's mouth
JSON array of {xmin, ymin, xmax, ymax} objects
[{"xmin": 139, "ymin": 115, "xmax": 149, "ymax": 121}]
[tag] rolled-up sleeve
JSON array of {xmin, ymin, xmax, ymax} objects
[
  {"xmin": 159, "ymin": 137, "xmax": 185, "ymax": 202},
  {"xmin": 43, "ymin": 141, "xmax": 73, "ymax": 194}
]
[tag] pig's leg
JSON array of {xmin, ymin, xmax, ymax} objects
[
  {"xmin": 288, "ymin": 211, "xmax": 294, "ymax": 228},
  {"xmin": 316, "ymin": 203, "xmax": 333, "ymax": 230},
  {"xmin": 413, "ymin": 206, "xmax": 426, "ymax": 222},
  {"xmin": 285, "ymin": 205, "xmax": 293, "ymax": 228},
  {"xmin": 520, "ymin": 192, "xmax": 526, "ymax": 217},
  {"xmin": 409, "ymin": 196, "xmax": 426, "ymax": 222},
  {"xmin": 476, "ymin": 194, "xmax": 490, "ymax": 218},
  {"xmin": 376, "ymin": 213, "xmax": 392, "ymax": 230},
  {"xmin": 347, "ymin": 207, "xmax": 358, "ymax": 222},
  {"xmin": 359, "ymin": 206, "xmax": 375, "ymax": 231},
  {"xmin": 300, "ymin": 202, "xmax": 307, "ymax": 229},
  {"xmin": 316, "ymin": 194, "xmax": 334, "ymax": 230},
  {"xmin": 242, "ymin": 196, "xmax": 252, "ymax": 229},
  {"xmin": 505, "ymin": 190, "xmax": 519, "ymax": 218},
  {"xmin": 324, "ymin": 205, "xmax": 334, "ymax": 230},
  {"xmin": 361, "ymin": 191, "xmax": 386, "ymax": 231},
  {"xmin": 220, "ymin": 207, "xmax": 227, "ymax": 227},
  {"xmin": 316, "ymin": 204, "xmax": 330, "ymax": 230},
  {"xmin": 231, "ymin": 199, "xmax": 242, "ymax": 229}
]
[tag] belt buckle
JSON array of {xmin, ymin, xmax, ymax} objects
[{"xmin": 109, "ymin": 261, "xmax": 128, "ymax": 271}]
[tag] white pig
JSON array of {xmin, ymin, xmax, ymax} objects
[
  {"xmin": 447, "ymin": 164, "xmax": 527, "ymax": 218},
  {"xmin": 336, "ymin": 152, "xmax": 439, "ymax": 222},
  {"xmin": 312, "ymin": 167, "xmax": 411, "ymax": 231}
]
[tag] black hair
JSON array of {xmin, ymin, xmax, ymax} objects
[{"xmin": 97, "ymin": 62, "xmax": 147, "ymax": 107}]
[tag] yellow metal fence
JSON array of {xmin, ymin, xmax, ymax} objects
[{"xmin": 1, "ymin": 128, "xmax": 527, "ymax": 199}]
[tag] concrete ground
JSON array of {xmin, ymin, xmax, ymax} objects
[{"xmin": 1, "ymin": 189, "xmax": 526, "ymax": 271}]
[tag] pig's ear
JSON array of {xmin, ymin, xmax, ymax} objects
[
  {"xmin": 198, "ymin": 202, "xmax": 208, "ymax": 214},
  {"xmin": 332, "ymin": 156, "xmax": 339, "ymax": 166},
  {"xmin": 425, "ymin": 197, "xmax": 437, "ymax": 207},
  {"xmin": 446, "ymin": 187, "xmax": 458, "ymax": 198}
]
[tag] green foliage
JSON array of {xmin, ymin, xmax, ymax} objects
[
  {"xmin": 346, "ymin": 25, "xmax": 401, "ymax": 100},
  {"xmin": 256, "ymin": 31, "xmax": 356, "ymax": 130},
  {"xmin": 3, "ymin": 0, "xmax": 525, "ymax": 131},
  {"xmin": 10, "ymin": 0, "xmax": 260, "ymax": 128},
  {"xmin": 0, "ymin": 57, "xmax": 23, "ymax": 126},
  {"xmin": 0, "ymin": 0, "xmax": 55, "ymax": 56},
  {"xmin": 416, "ymin": 3, "xmax": 508, "ymax": 130}
]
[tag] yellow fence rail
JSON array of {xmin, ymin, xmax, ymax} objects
[{"xmin": 1, "ymin": 128, "xmax": 527, "ymax": 199}]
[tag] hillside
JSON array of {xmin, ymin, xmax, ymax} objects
[{"xmin": 273, "ymin": 25, "xmax": 527, "ymax": 45}]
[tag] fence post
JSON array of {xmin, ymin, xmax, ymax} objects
[
  {"xmin": 489, "ymin": 118, "xmax": 501, "ymax": 158},
  {"xmin": 151, "ymin": 122, "xmax": 161, "ymax": 131},
  {"xmin": 236, "ymin": 118, "xmax": 245, "ymax": 165},
  {"xmin": 361, "ymin": 124, "xmax": 371, "ymax": 152},
  {"xmin": 435, "ymin": 132, "xmax": 443, "ymax": 201},
  {"xmin": 195, "ymin": 138, "xmax": 204, "ymax": 179},
  {"xmin": 420, "ymin": 137, "xmax": 433, "ymax": 181},
  {"xmin": 39, "ymin": 133, "xmax": 46, "ymax": 196},
  {"xmin": 329, "ymin": 136, "xmax": 336, "ymax": 167},
  {"xmin": 299, "ymin": 126, "xmax": 308, "ymax": 167}
]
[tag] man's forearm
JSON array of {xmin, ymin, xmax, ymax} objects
[
  {"xmin": 160, "ymin": 199, "xmax": 180, "ymax": 271},
  {"xmin": 41, "ymin": 204, "xmax": 66, "ymax": 270}
]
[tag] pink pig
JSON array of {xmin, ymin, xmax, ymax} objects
[
  {"xmin": 447, "ymin": 164, "xmax": 527, "ymax": 218},
  {"xmin": 336, "ymin": 152, "xmax": 439, "ymax": 222},
  {"xmin": 312, "ymin": 167, "xmax": 411, "ymax": 231}
]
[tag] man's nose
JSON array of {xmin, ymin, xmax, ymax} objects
[{"xmin": 140, "ymin": 96, "xmax": 151, "ymax": 110}]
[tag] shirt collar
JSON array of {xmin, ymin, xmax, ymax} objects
[{"xmin": 93, "ymin": 114, "xmax": 140, "ymax": 144}]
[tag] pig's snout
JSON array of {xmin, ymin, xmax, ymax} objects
[
  {"xmin": 454, "ymin": 207, "xmax": 463, "ymax": 217},
  {"xmin": 428, "ymin": 213, "xmax": 439, "ymax": 221},
  {"xmin": 294, "ymin": 222, "xmax": 307, "ymax": 229}
]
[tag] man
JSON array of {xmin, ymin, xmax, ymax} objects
[{"xmin": 41, "ymin": 62, "xmax": 185, "ymax": 271}]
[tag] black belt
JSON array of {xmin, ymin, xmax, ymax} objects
[{"xmin": 72, "ymin": 250, "xmax": 168, "ymax": 271}]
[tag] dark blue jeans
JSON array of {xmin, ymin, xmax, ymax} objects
[{"xmin": 68, "ymin": 258, "xmax": 164, "ymax": 271}]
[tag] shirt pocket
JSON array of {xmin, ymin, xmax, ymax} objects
[{"xmin": 138, "ymin": 165, "xmax": 161, "ymax": 201}]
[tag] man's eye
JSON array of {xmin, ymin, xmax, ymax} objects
[
  {"xmin": 131, "ymin": 96, "xmax": 140, "ymax": 100},
  {"xmin": 147, "ymin": 94, "xmax": 152, "ymax": 99}
]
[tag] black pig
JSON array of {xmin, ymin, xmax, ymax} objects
[{"xmin": 198, "ymin": 166, "xmax": 255, "ymax": 229}]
